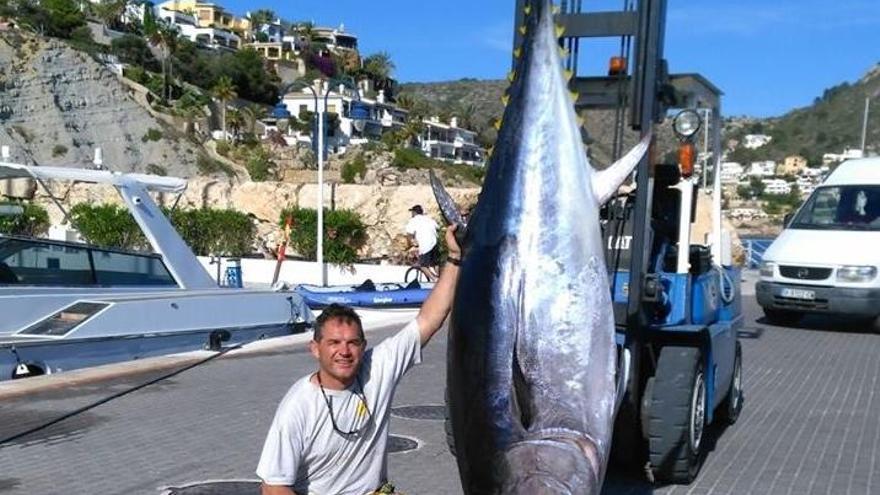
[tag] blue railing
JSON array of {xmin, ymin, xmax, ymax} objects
[{"xmin": 741, "ymin": 237, "xmax": 774, "ymax": 269}]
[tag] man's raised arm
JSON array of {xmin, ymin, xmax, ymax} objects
[{"xmin": 416, "ymin": 225, "xmax": 462, "ymax": 346}]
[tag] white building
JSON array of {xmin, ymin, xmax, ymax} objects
[
  {"xmin": 419, "ymin": 117, "xmax": 484, "ymax": 166},
  {"xmin": 747, "ymin": 161, "xmax": 776, "ymax": 177},
  {"xmin": 279, "ymin": 81, "xmax": 407, "ymax": 153},
  {"xmin": 823, "ymin": 147, "xmax": 864, "ymax": 165},
  {"xmin": 762, "ymin": 178, "xmax": 792, "ymax": 195},
  {"xmin": 742, "ymin": 134, "xmax": 772, "ymax": 149},
  {"xmin": 720, "ymin": 161, "xmax": 744, "ymax": 183}
]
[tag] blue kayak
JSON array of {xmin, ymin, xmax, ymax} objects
[{"xmin": 294, "ymin": 279, "xmax": 433, "ymax": 309}]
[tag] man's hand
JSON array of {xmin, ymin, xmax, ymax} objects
[
  {"xmin": 416, "ymin": 225, "xmax": 462, "ymax": 346},
  {"xmin": 445, "ymin": 224, "xmax": 462, "ymax": 259},
  {"xmin": 261, "ymin": 483, "xmax": 298, "ymax": 495}
]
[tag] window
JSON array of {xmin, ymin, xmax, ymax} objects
[
  {"xmin": 92, "ymin": 250, "xmax": 175, "ymax": 286},
  {"xmin": 0, "ymin": 238, "xmax": 92, "ymax": 286},
  {"xmin": 20, "ymin": 302, "xmax": 110, "ymax": 337},
  {"xmin": 793, "ymin": 185, "xmax": 880, "ymax": 231}
]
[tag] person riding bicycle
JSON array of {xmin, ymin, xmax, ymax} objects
[{"xmin": 404, "ymin": 205, "xmax": 440, "ymax": 282}]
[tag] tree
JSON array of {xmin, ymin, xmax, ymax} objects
[
  {"xmin": 225, "ymin": 108, "xmax": 244, "ymax": 140},
  {"xmin": 41, "ymin": 0, "xmax": 85, "ymax": 38},
  {"xmin": 212, "ymin": 75, "xmax": 237, "ymax": 141},
  {"xmin": 362, "ymin": 51, "xmax": 395, "ymax": 80},
  {"xmin": 249, "ymin": 8, "xmax": 275, "ymax": 31},
  {"xmin": 111, "ymin": 34, "xmax": 160, "ymax": 71}
]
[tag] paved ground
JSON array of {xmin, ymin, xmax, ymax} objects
[{"xmin": 1, "ymin": 290, "xmax": 879, "ymax": 494}]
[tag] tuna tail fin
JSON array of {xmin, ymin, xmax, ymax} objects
[
  {"xmin": 429, "ymin": 170, "xmax": 468, "ymax": 246},
  {"xmin": 590, "ymin": 132, "xmax": 652, "ymax": 205}
]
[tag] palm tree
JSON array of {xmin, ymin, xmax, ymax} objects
[
  {"xmin": 212, "ymin": 76, "xmax": 238, "ymax": 141},
  {"xmin": 363, "ymin": 52, "xmax": 395, "ymax": 81},
  {"xmin": 146, "ymin": 21, "xmax": 178, "ymax": 102},
  {"xmin": 95, "ymin": 0, "xmax": 127, "ymax": 31},
  {"xmin": 241, "ymin": 104, "xmax": 267, "ymax": 136},
  {"xmin": 226, "ymin": 108, "xmax": 244, "ymax": 141},
  {"xmin": 456, "ymin": 103, "xmax": 478, "ymax": 130}
]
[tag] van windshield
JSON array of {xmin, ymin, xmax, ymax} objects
[{"xmin": 791, "ymin": 185, "xmax": 880, "ymax": 231}]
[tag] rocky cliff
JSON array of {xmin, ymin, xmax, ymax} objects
[{"xmin": 0, "ymin": 32, "xmax": 204, "ymax": 177}]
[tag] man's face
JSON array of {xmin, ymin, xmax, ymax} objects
[{"xmin": 310, "ymin": 318, "xmax": 366, "ymax": 388}]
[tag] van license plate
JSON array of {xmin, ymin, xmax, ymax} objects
[{"xmin": 781, "ymin": 288, "xmax": 815, "ymax": 300}]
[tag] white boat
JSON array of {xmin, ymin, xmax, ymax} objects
[{"xmin": 0, "ymin": 160, "xmax": 314, "ymax": 381}]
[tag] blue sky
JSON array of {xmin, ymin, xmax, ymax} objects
[{"xmin": 224, "ymin": 0, "xmax": 880, "ymax": 117}]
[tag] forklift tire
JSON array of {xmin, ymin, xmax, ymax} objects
[
  {"xmin": 762, "ymin": 308, "xmax": 802, "ymax": 326},
  {"xmin": 717, "ymin": 342, "xmax": 743, "ymax": 424},
  {"xmin": 647, "ymin": 346, "xmax": 705, "ymax": 484}
]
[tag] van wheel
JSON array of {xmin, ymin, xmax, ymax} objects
[{"xmin": 762, "ymin": 308, "xmax": 802, "ymax": 326}]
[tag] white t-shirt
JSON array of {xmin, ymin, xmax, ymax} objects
[
  {"xmin": 256, "ymin": 320, "xmax": 423, "ymax": 495},
  {"xmin": 405, "ymin": 215, "xmax": 439, "ymax": 255}
]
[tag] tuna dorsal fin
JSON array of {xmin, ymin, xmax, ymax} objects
[{"xmin": 591, "ymin": 133, "xmax": 652, "ymax": 205}]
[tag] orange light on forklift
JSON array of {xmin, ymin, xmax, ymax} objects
[
  {"xmin": 608, "ymin": 56, "xmax": 627, "ymax": 76},
  {"xmin": 679, "ymin": 142, "xmax": 696, "ymax": 177}
]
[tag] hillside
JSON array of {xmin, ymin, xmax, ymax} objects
[
  {"xmin": 725, "ymin": 63, "xmax": 880, "ymax": 166},
  {"xmin": 0, "ymin": 31, "xmax": 206, "ymax": 177},
  {"xmin": 403, "ymin": 63, "xmax": 880, "ymax": 168}
]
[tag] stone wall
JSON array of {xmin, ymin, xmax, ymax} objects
[{"xmin": 26, "ymin": 179, "xmax": 480, "ymax": 260}]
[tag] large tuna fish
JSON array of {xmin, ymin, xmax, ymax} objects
[{"xmin": 443, "ymin": 0, "xmax": 650, "ymax": 493}]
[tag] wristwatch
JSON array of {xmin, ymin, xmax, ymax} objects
[{"xmin": 446, "ymin": 256, "xmax": 462, "ymax": 266}]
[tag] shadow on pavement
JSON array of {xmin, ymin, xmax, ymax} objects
[
  {"xmin": 758, "ymin": 315, "xmax": 877, "ymax": 334},
  {"xmin": 0, "ymin": 407, "xmax": 107, "ymax": 449},
  {"xmin": 0, "ymin": 478, "xmax": 21, "ymax": 491}
]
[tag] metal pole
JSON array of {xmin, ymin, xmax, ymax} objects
[
  {"xmin": 861, "ymin": 97, "xmax": 870, "ymax": 154},
  {"xmin": 316, "ymin": 88, "xmax": 326, "ymax": 287},
  {"xmin": 701, "ymin": 108, "xmax": 710, "ymax": 189}
]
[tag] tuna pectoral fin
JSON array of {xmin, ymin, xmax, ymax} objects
[
  {"xmin": 591, "ymin": 132, "xmax": 652, "ymax": 205},
  {"xmin": 429, "ymin": 170, "xmax": 468, "ymax": 246}
]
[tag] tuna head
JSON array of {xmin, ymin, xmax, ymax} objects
[{"xmin": 444, "ymin": 0, "xmax": 649, "ymax": 494}]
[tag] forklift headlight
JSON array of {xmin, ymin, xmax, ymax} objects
[
  {"xmin": 837, "ymin": 265, "xmax": 877, "ymax": 283},
  {"xmin": 759, "ymin": 261, "xmax": 776, "ymax": 278},
  {"xmin": 673, "ymin": 110, "xmax": 702, "ymax": 140}
]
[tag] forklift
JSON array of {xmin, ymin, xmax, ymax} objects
[{"xmin": 512, "ymin": 0, "xmax": 745, "ymax": 483}]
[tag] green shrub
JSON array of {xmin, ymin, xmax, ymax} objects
[
  {"xmin": 124, "ymin": 65, "xmax": 148, "ymax": 85},
  {"xmin": 392, "ymin": 147, "xmax": 431, "ymax": 169},
  {"xmin": 70, "ymin": 203, "xmax": 147, "ymax": 250},
  {"xmin": 196, "ymin": 153, "xmax": 235, "ymax": 177},
  {"xmin": 141, "ymin": 128, "xmax": 163, "ymax": 142},
  {"xmin": 0, "ymin": 202, "xmax": 51, "ymax": 237},
  {"xmin": 167, "ymin": 208, "xmax": 255, "ymax": 257},
  {"xmin": 341, "ymin": 155, "xmax": 367, "ymax": 183},
  {"xmin": 246, "ymin": 150, "xmax": 274, "ymax": 181},
  {"xmin": 279, "ymin": 207, "xmax": 367, "ymax": 265},
  {"xmin": 52, "ymin": 144, "xmax": 68, "ymax": 157},
  {"xmin": 70, "ymin": 203, "xmax": 255, "ymax": 256},
  {"xmin": 215, "ymin": 140, "xmax": 231, "ymax": 157},
  {"xmin": 145, "ymin": 164, "xmax": 167, "ymax": 176}
]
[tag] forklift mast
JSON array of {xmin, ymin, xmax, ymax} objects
[{"xmin": 511, "ymin": 0, "xmax": 724, "ymax": 400}]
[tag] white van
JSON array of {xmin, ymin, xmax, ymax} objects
[{"xmin": 756, "ymin": 157, "xmax": 880, "ymax": 329}]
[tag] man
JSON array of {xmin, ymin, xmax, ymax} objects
[
  {"xmin": 257, "ymin": 226, "xmax": 462, "ymax": 495},
  {"xmin": 404, "ymin": 204, "xmax": 440, "ymax": 282}
]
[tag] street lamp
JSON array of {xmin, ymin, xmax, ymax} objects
[
  {"xmin": 279, "ymin": 77, "xmax": 360, "ymax": 286},
  {"xmin": 860, "ymin": 89, "xmax": 880, "ymax": 155}
]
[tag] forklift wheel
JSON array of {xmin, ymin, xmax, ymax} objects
[
  {"xmin": 717, "ymin": 342, "xmax": 743, "ymax": 424},
  {"xmin": 647, "ymin": 346, "xmax": 705, "ymax": 484}
]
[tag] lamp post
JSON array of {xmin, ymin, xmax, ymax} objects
[
  {"xmin": 279, "ymin": 77, "xmax": 360, "ymax": 286},
  {"xmin": 861, "ymin": 89, "xmax": 880, "ymax": 155}
]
